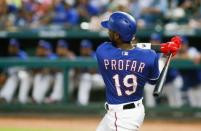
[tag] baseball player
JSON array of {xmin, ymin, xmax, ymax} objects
[
  {"xmin": 163, "ymin": 68, "xmax": 184, "ymax": 108},
  {"xmin": 77, "ymin": 39, "xmax": 105, "ymax": 106},
  {"xmin": 32, "ymin": 40, "xmax": 57, "ymax": 104},
  {"xmin": 0, "ymin": 39, "xmax": 31, "ymax": 103},
  {"xmin": 45, "ymin": 40, "xmax": 76, "ymax": 103},
  {"xmin": 96, "ymin": 11, "xmax": 181, "ymax": 131}
]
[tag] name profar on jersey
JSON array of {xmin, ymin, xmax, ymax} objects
[
  {"xmin": 96, "ymin": 42, "xmax": 159, "ymax": 104},
  {"xmin": 104, "ymin": 59, "xmax": 145, "ymax": 73}
]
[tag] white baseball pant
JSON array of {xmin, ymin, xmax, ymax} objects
[
  {"xmin": 18, "ymin": 70, "xmax": 32, "ymax": 104},
  {"xmin": 187, "ymin": 85, "xmax": 201, "ymax": 108},
  {"xmin": 77, "ymin": 73, "xmax": 105, "ymax": 106},
  {"xmin": 163, "ymin": 75, "xmax": 183, "ymax": 108},
  {"xmin": 48, "ymin": 72, "xmax": 63, "ymax": 102},
  {"xmin": 0, "ymin": 69, "xmax": 32, "ymax": 103},
  {"xmin": 32, "ymin": 73, "xmax": 53, "ymax": 103},
  {"xmin": 0, "ymin": 74, "xmax": 18, "ymax": 102},
  {"xmin": 96, "ymin": 99, "xmax": 145, "ymax": 131},
  {"xmin": 48, "ymin": 69, "xmax": 75, "ymax": 102}
]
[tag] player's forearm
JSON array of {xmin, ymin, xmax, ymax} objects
[
  {"xmin": 136, "ymin": 43, "xmax": 180, "ymax": 55},
  {"xmin": 150, "ymin": 44, "xmax": 161, "ymax": 53},
  {"xmin": 135, "ymin": 43, "xmax": 161, "ymax": 53}
]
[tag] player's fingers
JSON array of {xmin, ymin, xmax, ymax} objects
[
  {"xmin": 169, "ymin": 46, "xmax": 179, "ymax": 56},
  {"xmin": 171, "ymin": 36, "xmax": 182, "ymax": 47},
  {"xmin": 168, "ymin": 42, "xmax": 180, "ymax": 49}
]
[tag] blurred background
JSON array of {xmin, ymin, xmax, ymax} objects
[{"xmin": 0, "ymin": 0, "xmax": 201, "ymax": 131}]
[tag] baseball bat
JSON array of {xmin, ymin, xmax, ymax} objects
[{"xmin": 153, "ymin": 53, "xmax": 173, "ymax": 97}]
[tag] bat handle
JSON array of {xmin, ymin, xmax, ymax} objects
[
  {"xmin": 163, "ymin": 53, "xmax": 173, "ymax": 68},
  {"xmin": 153, "ymin": 53, "xmax": 173, "ymax": 97}
]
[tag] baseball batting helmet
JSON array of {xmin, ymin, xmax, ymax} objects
[{"xmin": 101, "ymin": 11, "xmax": 137, "ymax": 42}]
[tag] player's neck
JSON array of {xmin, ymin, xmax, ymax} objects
[{"xmin": 116, "ymin": 43, "xmax": 134, "ymax": 50}]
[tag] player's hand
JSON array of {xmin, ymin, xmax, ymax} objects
[
  {"xmin": 160, "ymin": 42, "xmax": 180, "ymax": 56},
  {"xmin": 167, "ymin": 42, "xmax": 180, "ymax": 56},
  {"xmin": 160, "ymin": 36, "xmax": 182, "ymax": 56},
  {"xmin": 170, "ymin": 36, "xmax": 182, "ymax": 48}
]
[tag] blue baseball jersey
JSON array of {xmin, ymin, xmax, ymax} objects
[
  {"xmin": 48, "ymin": 53, "xmax": 58, "ymax": 60},
  {"xmin": 9, "ymin": 50, "xmax": 28, "ymax": 59},
  {"xmin": 96, "ymin": 42, "xmax": 160, "ymax": 104}
]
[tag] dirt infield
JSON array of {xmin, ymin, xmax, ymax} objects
[{"xmin": 0, "ymin": 116, "xmax": 200, "ymax": 131}]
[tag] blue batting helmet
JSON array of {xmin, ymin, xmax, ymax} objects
[
  {"xmin": 81, "ymin": 39, "xmax": 92, "ymax": 48},
  {"xmin": 101, "ymin": 11, "xmax": 137, "ymax": 42},
  {"xmin": 57, "ymin": 40, "xmax": 69, "ymax": 48},
  {"xmin": 38, "ymin": 40, "xmax": 52, "ymax": 50},
  {"xmin": 9, "ymin": 39, "xmax": 20, "ymax": 47},
  {"xmin": 150, "ymin": 33, "xmax": 161, "ymax": 42}
]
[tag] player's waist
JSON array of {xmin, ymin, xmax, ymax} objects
[{"xmin": 105, "ymin": 98, "xmax": 143, "ymax": 111}]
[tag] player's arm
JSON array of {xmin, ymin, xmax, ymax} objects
[
  {"xmin": 136, "ymin": 36, "xmax": 182, "ymax": 56},
  {"xmin": 135, "ymin": 43, "xmax": 160, "ymax": 52},
  {"xmin": 148, "ymin": 53, "xmax": 160, "ymax": 85}
]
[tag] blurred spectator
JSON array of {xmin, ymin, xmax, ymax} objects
[
  {"xmin": 162, "ymin": 70, "xmax": 183, "ymax": 108},
  {"xmin": 176, "ymin": 36, "xmax": 201, "ymax": 108},
  {"xmin": 107, "ymin": 0, "xmax": 129, "ymax": 12},
  {"xmin": 129, "ymin": 0, "xmax": 142, "ymax": 20},
  {"xmin": 45, "ymin": 40, "xmax": 76, "ymax": 103},
  {"xmin": 55, "ymin": 40, "xmax": 75, "ymax": 59},
  {"xmin": 189, "ymin": 0, "xmax": 201, "ymax": 29},
  {"xmin": 165, "ymin": 0, "xmax": 201, "ymax": 30},
  {"xmin": 88, "ymin": 0, "xmax": 130, "ymax": 31},
  {"xmin": 0, "ymin": 0, "xmax": 13, "ymax": 30},
  {"xmin": 51, "ymin": 0, "xmax": 79, "ymax": 27},
  {"xmin": 163, "ymin": 69, "xmax": 183, "ymax": 108},
  {"xmin": 0, "ymin": 39, "xmax": 31, "ymax": 104},
  {"xmin": 7, "ymin": 0, "xmax": 22, "ymax": 8},
  {"xmin": 134, "ymin": 0, "xmax": 168, "ymax": 27},
  {"xmin": 32, "ymin": 40, "xmax": 57, "ymax": 104},
  {"xmin": 1, "ymin": 0, "xmax": 200, "ymax": 30},
  {"xmin": 166, "ymin": 0, "xmax": 186, "ymax": 20},
  {"xmin": 76, "ymin": 0, "xmax": 102, "ymax": 22},
  {"xmin": 77, "ymin": 39, "xmax": 104, "ymax": 106},
  {"xmin": 178, "ymin": 0, "xmax": 194, "ymax": 18}
]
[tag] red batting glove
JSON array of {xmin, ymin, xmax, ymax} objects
[
  {"xmin": 160, "ymin": 36, "xmax": 182, "ymax": 56},
  {"xmin": 171, "ymin": 36, "xmax": 182, "ymax": 48},
  {"xmin": 167, "ymin": 42, "xmax": 179, "ymax": 56},
  {"xmin": 160, "ymin": 42, "xmax": 179, "ymax": 56},
  {"xmin": 160, "ymin": 43, "xmax": 169, "ymax": 55}
]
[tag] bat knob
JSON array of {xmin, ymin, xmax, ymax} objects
[{"xmin": 153, "ymin": 92, "xmax": 159, "ymax": 97}]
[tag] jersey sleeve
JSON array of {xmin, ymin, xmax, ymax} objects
[{"xmin": 148, "ymin": 52, "xmax": 160, "ymax": 85}]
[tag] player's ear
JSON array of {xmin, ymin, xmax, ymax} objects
[
  {"xmin": 130, "ymin": 37, "xmax": 136, "ymax": 44},
  {"xmin": 114, "ymin": 32, "xmax": 120, "ymax": 40}
]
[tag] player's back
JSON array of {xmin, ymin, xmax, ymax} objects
[{"xmin": 96, "ymin": 42, "xmax": 159, "ymax": 104}]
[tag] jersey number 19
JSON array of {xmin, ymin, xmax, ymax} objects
[{"xmin": 112, "ymin": 74, "xmax": 137, "ymax": 96}]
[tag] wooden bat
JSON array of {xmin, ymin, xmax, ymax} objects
[{"xmin": 153, "ymin": 53, "xmax": 173, "ymax": 97}]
